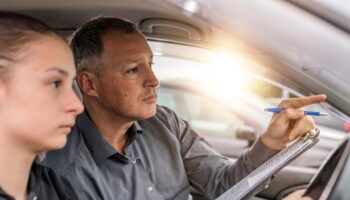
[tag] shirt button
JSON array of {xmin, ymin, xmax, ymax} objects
[
  {"xmin": 130, "ymin": 159, "xmax": 137, "ymax": 164},
  {"xmin": 32, "ymin": 196, "xmax": 38, "ymax": 200},
  {"xmin": 147, "ymin": 186, "xmax": 153, "ymax": 191}
]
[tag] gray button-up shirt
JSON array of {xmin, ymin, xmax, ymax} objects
[{"xmin": 43, "ymin": 106, "xmax": 277, "ymax": 200}]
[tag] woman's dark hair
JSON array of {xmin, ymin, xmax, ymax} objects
[{"xmin": 0, "ymin": 11, "xmax": 61, "ymax": 80}]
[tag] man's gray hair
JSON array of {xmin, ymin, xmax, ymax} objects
[{"xmin": 70, "ymin": 16, "xmax": 138, "ymax": 75}]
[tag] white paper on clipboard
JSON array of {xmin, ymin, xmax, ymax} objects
[{"xmin": 216, "ymin": 128, "xmax": 320, "ymax": 200}]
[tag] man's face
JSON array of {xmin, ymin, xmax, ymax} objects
[{"xmin": 95, "ymin": 31, "xmax": 159, "ymax": 121}]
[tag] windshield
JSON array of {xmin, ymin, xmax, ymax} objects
[{"xmin": 149, "ymin": 0, "xmax": 350, "ymax": 116}]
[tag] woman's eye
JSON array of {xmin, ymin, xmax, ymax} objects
[{"xmin": 51, "ymin": 80, "xmax": 62, "ymax": 89}]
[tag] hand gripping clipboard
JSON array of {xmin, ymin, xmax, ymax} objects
[{"xmin": 216, "ymin": 128, "xmax": 320, "ymax": 200}]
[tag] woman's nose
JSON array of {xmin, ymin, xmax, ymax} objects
[{"xmin": 64, "ymin": 86, "xmax": 84, "ymax": 115}]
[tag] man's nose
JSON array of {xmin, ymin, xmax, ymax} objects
[{"xmin": 144, "ymin": 68, "xmax": 160, "ymax": 88}]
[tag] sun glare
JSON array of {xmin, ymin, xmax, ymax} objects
[
  {"xmin": 200, "ymin": 51, "xmax": 251, "ymax": 102},
  {"xmin": 152, "ymin": 45, "xmax": 252, "ymax": 105}
]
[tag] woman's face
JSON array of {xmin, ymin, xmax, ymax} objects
[{"xmin": 0, "ymin": 36, "xmax": 84, "ymax": 152}]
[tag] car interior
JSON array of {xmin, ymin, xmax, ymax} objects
[{"xmin": 2, "ymin": 0, "xmax": 350, "ymax": 199}]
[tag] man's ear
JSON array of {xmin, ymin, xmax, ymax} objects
[
  {"xmin": 0, "ymin": 80, "xmax": 7, "ymax": 110},
  {"xmin": 0, "ymin": 81, "xmax": 4, "ymax": 102},
  {"xmin": 76, "ymin": 71, "xmax": 99, "ymax": 97}
]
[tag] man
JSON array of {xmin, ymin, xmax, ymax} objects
[{"xmin": 43, "ymin": 17, "xmax": 326, "ymax": 199}]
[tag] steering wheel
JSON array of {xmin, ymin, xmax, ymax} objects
[{"xmin": 299, "ymin": 138, "xmax": 348, "ymax": 199}]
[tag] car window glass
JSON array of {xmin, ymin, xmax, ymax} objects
[
  {"xmin": 157, "ymin": 85, "xmax": 245, "ymax": 138},
  {"xmin": 249, "ymin": 77, "xmax": 349, "ymax": 132},
  {"xmin": 157, "ymin": 88, "xmax": 180, "ymax": 115},
  {"xmin": 182, "ymin": 92, "xmax": 243, "ymax": 125}
]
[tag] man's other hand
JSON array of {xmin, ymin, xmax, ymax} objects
[{"xmin": 282, "ymin": 189, "xmax": 313, "ymax": 200}]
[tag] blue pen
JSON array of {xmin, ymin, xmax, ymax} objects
[{"xmin": 264, "ymin": 108, "xmax": 328, "ymax": 116}]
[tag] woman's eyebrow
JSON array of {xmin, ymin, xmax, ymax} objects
[{"xmin": 45, "ymin": 67, "xmax": 69, "ymax": 76}]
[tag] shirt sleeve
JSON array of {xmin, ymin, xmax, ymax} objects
[{"xmin": 159, "ymin": 106, "xmax": 279, "ymax": 199}]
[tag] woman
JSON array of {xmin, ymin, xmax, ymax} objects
[{"xmin": 0, "ymin": 11, "xmax": 83, "ymax": 200}]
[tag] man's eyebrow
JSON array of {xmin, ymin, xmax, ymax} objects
[
  {"xmin": 125, "ymin": 58, "xmax": 144, "ymax": 64},
  {"xmin": 45, "ymin": 67, "xmax": 69, "ymax": 76},
  {"xmin": 125, "ymin": 54, "xmax": 154, "ymax": 64}
]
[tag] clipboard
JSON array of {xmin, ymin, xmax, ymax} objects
[{"xmin": 216, "ymin": 128, "xmax": 320, "ymax": 200}]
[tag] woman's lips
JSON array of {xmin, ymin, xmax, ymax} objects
[{"xmin": 59, "ymin": 124, "xmax": 74, "ymax": 133}]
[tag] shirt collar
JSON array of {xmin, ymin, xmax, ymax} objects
[
  {"xmin": 76, "ymin": 111, "xmax": 143, "ymax": 164},
  {"xmin": 27, "ymin": 162, "xmax": 41, "ymax": 199},
  {"xmin": 0, "ymin": 187, "xmax": 14, "ymax": 200},
  {"xmin": 126, "ymin": 121, "xmax": 143, "ymax": 146},
  {"xmin": 0, "ymin": 163, "xmax": 41, "ymax": 200}
]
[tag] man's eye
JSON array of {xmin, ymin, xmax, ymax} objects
[
  {"xmin": 51, "ymin": 80, "xmax": 62, "ymax": 88},
  {"xmin": 126, "ymin": 67, "xmax": 139, "ymax": 74}
]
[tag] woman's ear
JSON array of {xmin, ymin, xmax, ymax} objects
[{"xmin": 76, "ymin": 71, "xmax": 99, "ymax": 98}]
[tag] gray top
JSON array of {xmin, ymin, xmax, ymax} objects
[{"xmin": 43, "ymin": 106, "xmax": 278, "ymax": 200}]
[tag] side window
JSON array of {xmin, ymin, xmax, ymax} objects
[
  {"xmin": 157, "ymin": 85, "xmax": 245, "ymax": 138},
  {"xmin": 157, "ymin": 88, "xmax": 178, "ymax": 113},
  {"xmin": 250, "ymin": 78, "xmax": 348, "ymax": 132},
  {"xmin": 183, "ymin": 93, "xmax": 243, "ymax": 125},
  {"xmin": 157, "ymin": 87, "xmax": 190, "ymax": 121}
]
